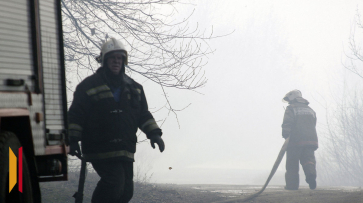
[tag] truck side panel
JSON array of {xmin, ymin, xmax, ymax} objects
[
  {"xmin": 39, "ymin": 0, "xmax": 67, "ymax": 133},
  {"xmin": 0, "ymin": 0, "xmax": 35, "ymax": 92}
]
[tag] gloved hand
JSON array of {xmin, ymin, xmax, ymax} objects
[
  {"xmin": 69, "ymin": 141, "xmax": 82, "ymax": 158},
  {"xmin": 282, "ymin": 132, "xmax": 290, "ymax": 139},
  {"xmin": 150, "ymin": 135, "xmax": 165, "ymax": 152}
]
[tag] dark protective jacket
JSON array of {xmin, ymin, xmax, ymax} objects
[
  {"xmin": 281, "ymin": 97, "xmax": 318, "ymax": 149},
  {"xmin": 68, "ymin": 67, "xmax": 161, "ymax": 161}
]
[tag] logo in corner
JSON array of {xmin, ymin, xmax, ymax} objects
[{"xmin": 9, "ymin": 147, "xmax": 23, "ymax": 193}]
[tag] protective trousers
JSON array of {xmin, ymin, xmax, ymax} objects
[
  {"xmin": 285, "ymin": 147, "xmax": 316, "ymax": 190},
  {"xmin": 91, "ymin": 160, "xmax": 134, "ymax": 203}
]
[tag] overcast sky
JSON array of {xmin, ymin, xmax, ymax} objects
[{"xmin": 125, "ymin": 0, "xmax": 363, "ymax": 185}]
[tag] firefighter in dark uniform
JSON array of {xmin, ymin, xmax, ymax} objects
[
  {"xmin": 281, "ymin": 90, "xmax": 318, "ymax": 190},
  {"xmin": 68, "ymin": 38, "xmax": 165, "ymax": 202}
]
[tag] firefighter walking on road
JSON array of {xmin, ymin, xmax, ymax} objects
[
  {"xmin": 67, "ymin": 38, "xmax": 165, "ymax": 203},
  {"xmin": 281, "ymin": 90, "xmax": 318, "ymax": 190}
]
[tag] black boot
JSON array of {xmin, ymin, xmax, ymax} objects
[
  {"xmin": 285, "ymin": 172, "xmax": 299, "ymax": 190},
  {"xmin": 308, "ymin": 179, "xmax": 316, "ymax": 190}
]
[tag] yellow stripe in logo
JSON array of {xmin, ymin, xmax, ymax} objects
[{"xmin": 9, "ymin": 147, "xmax": 17, "ymax": 193}]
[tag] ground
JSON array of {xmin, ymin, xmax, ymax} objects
[
  {"xmin": 40, "ymin": 173, "xmax": 363, "ymax": 202},
  {"xmin": 175, "ymin": 184, "xmax": 363, "ymax": 203}
]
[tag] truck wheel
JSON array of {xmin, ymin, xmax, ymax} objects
[{"xmin": 0, "ymin": 131, "xmax": 33, "ymax": 203}]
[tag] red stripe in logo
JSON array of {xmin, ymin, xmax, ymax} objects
[{"xmin": 18, "ymin": 147, "xmax": 23, "ymax": 193}]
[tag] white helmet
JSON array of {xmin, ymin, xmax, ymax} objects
[
  {"xmin": 282, "ymin": 90, "xmax": 302, "ymax": 103},
  {"xmin": 96, "ymin": 38, "xmax": 128, "ymax": 67}
]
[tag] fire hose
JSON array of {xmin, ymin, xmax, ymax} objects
[
  {"xmin": 73, "ymin": 154, "xmax": 87, "ymax": 203},
  {"xmin": 214, "ymin": 137, "xmax": 290, "ymax": 203}
]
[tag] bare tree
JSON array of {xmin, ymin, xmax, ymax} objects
[
  {"xmin": 61, "ymin": 0, "xmax": 220, "ymax": 90},
  {"xmin": 318, "ymin": 11, "xmax": 363, "ymax": 186},
  {"xmin": 344, "ymin": 9, "xmax": 363, "ymax": 78},
  {"xmin": 62, "ymin": 0, "xmax": 225, "ymax": 171},
  {"xmin": 318, "ymin": 86, "xmax": 363, "ymax": 186}
]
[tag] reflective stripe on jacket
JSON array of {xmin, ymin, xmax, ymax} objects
[{"xmin": 68, "ymin": 67, "xmax": 162, "ymax": 161}]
